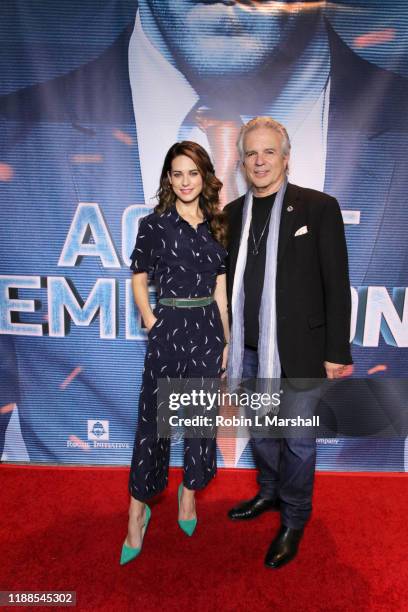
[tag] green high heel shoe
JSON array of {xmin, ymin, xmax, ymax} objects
[
  {"xmin": 178, "ymin": 483, "xmax": 197, "ymax": 537},
  {"xmin": 120, "ymin": 504, "xmax": 151, "ymax": 565}
]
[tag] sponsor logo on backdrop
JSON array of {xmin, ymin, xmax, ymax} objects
[
  {"xmin": 66, "ymin": 419, "xmax": 130, "ymax": 450},
  {"xmin": 88, "ymin": 419, "xmax": 109, "ymax": 441}
]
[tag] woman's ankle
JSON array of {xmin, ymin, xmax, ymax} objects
[{"xmin": 129, "ymin": 498, "xmax": 145, "ymax": 519}]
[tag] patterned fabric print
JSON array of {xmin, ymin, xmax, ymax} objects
[
  {"xmin": 129, "ymin": 207, "xmax": 226, "ymax": 501},
  {"xmin": 130, "ymin": 206, "xmax": 227, "ymax": 298}
]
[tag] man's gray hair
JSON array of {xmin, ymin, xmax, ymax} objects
[{"xmin": 237, "ymin": 116, "xmax": 291, "ymax": 163}]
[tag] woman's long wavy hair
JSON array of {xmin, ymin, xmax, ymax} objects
[{"xmin": 154, "ymin": 141, "xmax": 227, "ymax": 247}]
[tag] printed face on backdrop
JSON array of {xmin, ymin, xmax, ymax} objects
[
  {"xmin": 168, "ymin": 155, "xmax": 204, "ymax": 205},
  {"xmin": 242, "ymin": 126, "xmax": 289, "ymax": 195},
  {"xmin": 146, "ymin": 0, "xmax": 322, "ymax": 77}
]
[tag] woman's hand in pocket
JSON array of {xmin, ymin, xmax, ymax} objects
[{"xmin": 145, "ymin": 315, "xmax": 158, "ymax": 333}]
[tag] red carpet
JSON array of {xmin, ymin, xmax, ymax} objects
[{"xmin": 1, "ymin": 465, "xmax": 407, "ymax": 612}]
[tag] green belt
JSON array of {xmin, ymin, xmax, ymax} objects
[{"xmin": 159, "ymin": 296, "xmax": 214, "ymax": 308}]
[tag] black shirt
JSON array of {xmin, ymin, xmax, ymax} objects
[{"xmin": 243, "ymin": 192, "xmax": 277, "ymax": 348}]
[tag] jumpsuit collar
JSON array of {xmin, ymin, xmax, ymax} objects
[{"xmin": 165, "ymin": 205, "xmax": 210, "ymax": 229}]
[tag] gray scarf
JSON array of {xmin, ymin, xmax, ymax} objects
[{"xmin": 228, "ymin": 178, "xmax": 288, "ymax": 411}]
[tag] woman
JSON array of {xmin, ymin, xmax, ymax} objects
[{"xmin": 120, "ymin": 141, "xmax": 229, "ymax": 564}]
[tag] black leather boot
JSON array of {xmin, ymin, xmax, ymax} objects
[
  {"xmin": 227, "ymin": 494, "xmax": 279, "ymax": 520},
  {"xmin": 264, "ymin": 525, "xmax": 304, "ymax": 569}
]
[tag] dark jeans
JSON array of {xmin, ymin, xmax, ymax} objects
[{"xmin": 243, "ymin": 346, "xmax": 318, "ymax": 529}]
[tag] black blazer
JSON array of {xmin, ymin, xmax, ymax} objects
[{"xmin": 225, "ymin": 183, "xmax": 353, "ymax": 379}]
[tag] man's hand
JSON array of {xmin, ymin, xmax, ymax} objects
[{"xmin": 324, "ymin": 361, "xmax": 354, "ymax": 379}]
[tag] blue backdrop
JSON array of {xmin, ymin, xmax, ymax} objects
[{"xmin": 0, "ymin": 0, "xmax": 407, "ymax": 470}]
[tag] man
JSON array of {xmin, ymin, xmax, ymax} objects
[
  {"xmin": 0, "ymin": 1, "xmax": 407, "ymax": 469},
  {"xmin": 224, "ymin": 116, "xmax": 352, "ymax": 568}
]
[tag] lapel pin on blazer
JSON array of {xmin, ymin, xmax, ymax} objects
[
  {"xmin": 286, "ymin": 205, "xmax": 294, "ymax": 212},
  {"xmin": 294, "ymin": 225, "xmax": 308, "ymax": 237}
]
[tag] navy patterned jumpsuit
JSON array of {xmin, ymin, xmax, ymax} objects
[{"xmin": 129, "ymin": 206, "xmax": 227, "ymax": 501}]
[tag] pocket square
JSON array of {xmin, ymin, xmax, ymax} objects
[{"xmin": 294, "ymin": 225, "xmax": 308, "ymax": 237}]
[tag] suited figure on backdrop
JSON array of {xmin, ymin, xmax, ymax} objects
[
  {"xmin": 0, "ymin": 17, "xmax": 138, "ymax": 463},
  {"xmin": 225, "ymin": 116, "xmax": 352, "ymax": 568},
  {"xmin": 0, "ymin": 0, "xmax": 407, "ymax": 467}
]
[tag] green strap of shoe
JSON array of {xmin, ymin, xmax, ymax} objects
[{"xmin": 159, "ymin": 296, "xmax": 214, "ymax": 308}]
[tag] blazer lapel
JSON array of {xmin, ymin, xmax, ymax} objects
[{"xmin": 277, "ymin": 183, "xmax": 301, "ymax": 263}]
